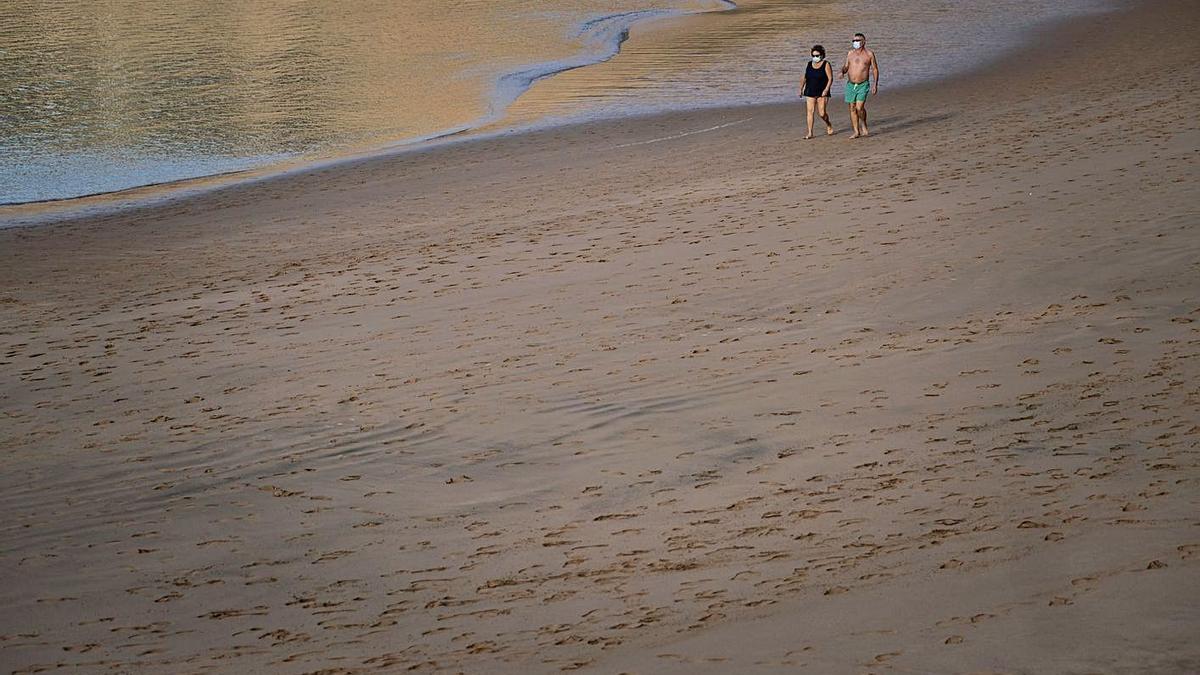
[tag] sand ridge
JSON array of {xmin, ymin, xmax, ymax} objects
[{"xmin": 1, "ymin": 0, "xmax": 1198, "ymax": 673}]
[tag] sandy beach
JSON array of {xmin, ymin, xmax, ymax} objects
[{"xmin": 2, "ymin": 1, "xmax": 1198, "ymax": 672}]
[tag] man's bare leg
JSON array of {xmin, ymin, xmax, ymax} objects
[
  {"xmin": 856, "ymin": 101, "xmax": 870, "ymax": 136},
  {"xmin": 848, "ymin": 103, "xmax": 860, "ymax": 139},
  {"xmin": 804, "ymin": 97, "xmax": 816, "ymax": 139}
]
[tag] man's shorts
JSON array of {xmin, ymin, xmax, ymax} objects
[{"xmin": 844, "ymin": 80, "xmax": 870, "ymax": 103}]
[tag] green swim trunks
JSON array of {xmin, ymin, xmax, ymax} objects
[{"xmin": 844, "ymin": 80, "xmax": 870, "ymax": 103}]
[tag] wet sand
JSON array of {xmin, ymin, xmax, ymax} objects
[{"xmin": 1, "ymin": 1, "xmax": 1198, "ymax": 672}]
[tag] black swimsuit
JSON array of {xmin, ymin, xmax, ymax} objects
[{"xmin": 803, "ymin": 60, "xmax": 830, "ymax": 98}]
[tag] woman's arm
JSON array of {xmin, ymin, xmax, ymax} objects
[
  {"xmin": 823, "ymin": 62, "xmax": 833, "ymax": 96},
  {"xmin": 799, "ymin": 71, "xmax": 807, "ymax": 96}
]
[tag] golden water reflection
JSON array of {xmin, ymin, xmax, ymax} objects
[{"xmin": 1, "ymin": 0, "xmax": 726, "ymax": 201}]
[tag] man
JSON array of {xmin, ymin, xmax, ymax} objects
[{"xmin": 840, "ymin": 33, "xmax": 880, "ymax": 138}]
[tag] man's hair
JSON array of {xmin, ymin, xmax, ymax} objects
[{"xmin": 854, "ymin": 33, "xmax": 865, "ymax": 39}]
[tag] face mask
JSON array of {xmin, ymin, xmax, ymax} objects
[
  {"xmin": 812, "ymin": 55, "xmax": 823, "ymax": 63},
  {"xmin": 852, "ymin": 40, "xmax": 862, "ymax": 49}
]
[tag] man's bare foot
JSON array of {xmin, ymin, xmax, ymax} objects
[
  {"xmin": 849, "ymin": 132, "xmax": 861, "ymax": 139},
  {"xmin": 803, "ymin": 133, "xmax": 814, "ymax": 140},
  {"xmin": 860, "ymin": 128, "xmax": 870, "ymax": 137}
]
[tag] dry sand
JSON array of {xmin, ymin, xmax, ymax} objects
[{"xmin": 2, "ymin": 1, "xmax": 1198, "ymax": 673}]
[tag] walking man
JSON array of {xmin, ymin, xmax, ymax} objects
[{"xmin": 841, "ymin": 33, "xmax": 879, "ymax": 138}]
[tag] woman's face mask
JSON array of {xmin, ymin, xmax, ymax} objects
[{"xmin": 812, "ymin": 55, "xmax": 823, "ymax": 62}]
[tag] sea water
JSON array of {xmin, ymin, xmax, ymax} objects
[{"xmin": 0, "ymin": 0, "xmax": 1107, "ymax": 205}]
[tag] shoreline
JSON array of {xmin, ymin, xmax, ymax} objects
[
  {"xmin": 0, "ymin": 0, "xmax": 1106, "ymax": 227},
  {"xmin": 0, "ymin": 0, "xmax": 739, "ymax": 216},
  {"xmin": 1, "ymin": 0, "xmax": 1197, "ymax": 672}
]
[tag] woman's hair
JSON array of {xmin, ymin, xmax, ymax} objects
[{"xmin": 811, "ymin": 44, "xmax": 825, "ymax": 58}]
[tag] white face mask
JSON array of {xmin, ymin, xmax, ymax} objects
[
  {"xmin": 812, "ymin": 55, "xmax": 823, "ymax": 63},
  {"xmin": 852, "ymin": 40, "xmax": 863, "ymax": 49}
]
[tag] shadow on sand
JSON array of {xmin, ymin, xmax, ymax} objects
[{"xmin": 868, "ymin": 112, "xmax": 954, "ymax": 135}]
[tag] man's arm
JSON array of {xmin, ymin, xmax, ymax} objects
[{"xmin": 870, "ymin": 51, "xmax": 880, "ymax": 93}]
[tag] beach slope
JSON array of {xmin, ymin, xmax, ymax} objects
[{"xmin": 1, "ymin": 1, "xmax": 1198, "ymax": 672}]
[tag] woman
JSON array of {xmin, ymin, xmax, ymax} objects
[{"xmin": 800, "ymin": 44, "xmax": 835, "ymax": 139}]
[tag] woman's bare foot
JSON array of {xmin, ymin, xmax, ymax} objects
[
  {"xmin": 803, "ymin": 133, "xmax": 814, "ymax": 140},
  {"xmin": 826, "ymin": 125, "xmax": 835, "ymax": 135}
]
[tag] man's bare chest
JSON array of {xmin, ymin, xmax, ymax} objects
[{"xmin": 847, "ymin": 52, "xmax": 872, "ymax": 68}]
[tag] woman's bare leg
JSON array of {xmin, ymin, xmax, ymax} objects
[
  {"xmin": 817, "ymin": 97, "xmax": 834, "ymax": 135},
  {"xmin": 804, "ymin": 97, "xmax": 816, "ymax": 139}
]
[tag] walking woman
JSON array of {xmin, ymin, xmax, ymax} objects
[{"xmin": 800, "ymin": 44, "xmax": 834, "ymax": 138}]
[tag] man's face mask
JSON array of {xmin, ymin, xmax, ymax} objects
[{"xmin": 852, "ymin": 40, "xmax": 863, "ymax": 49}]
